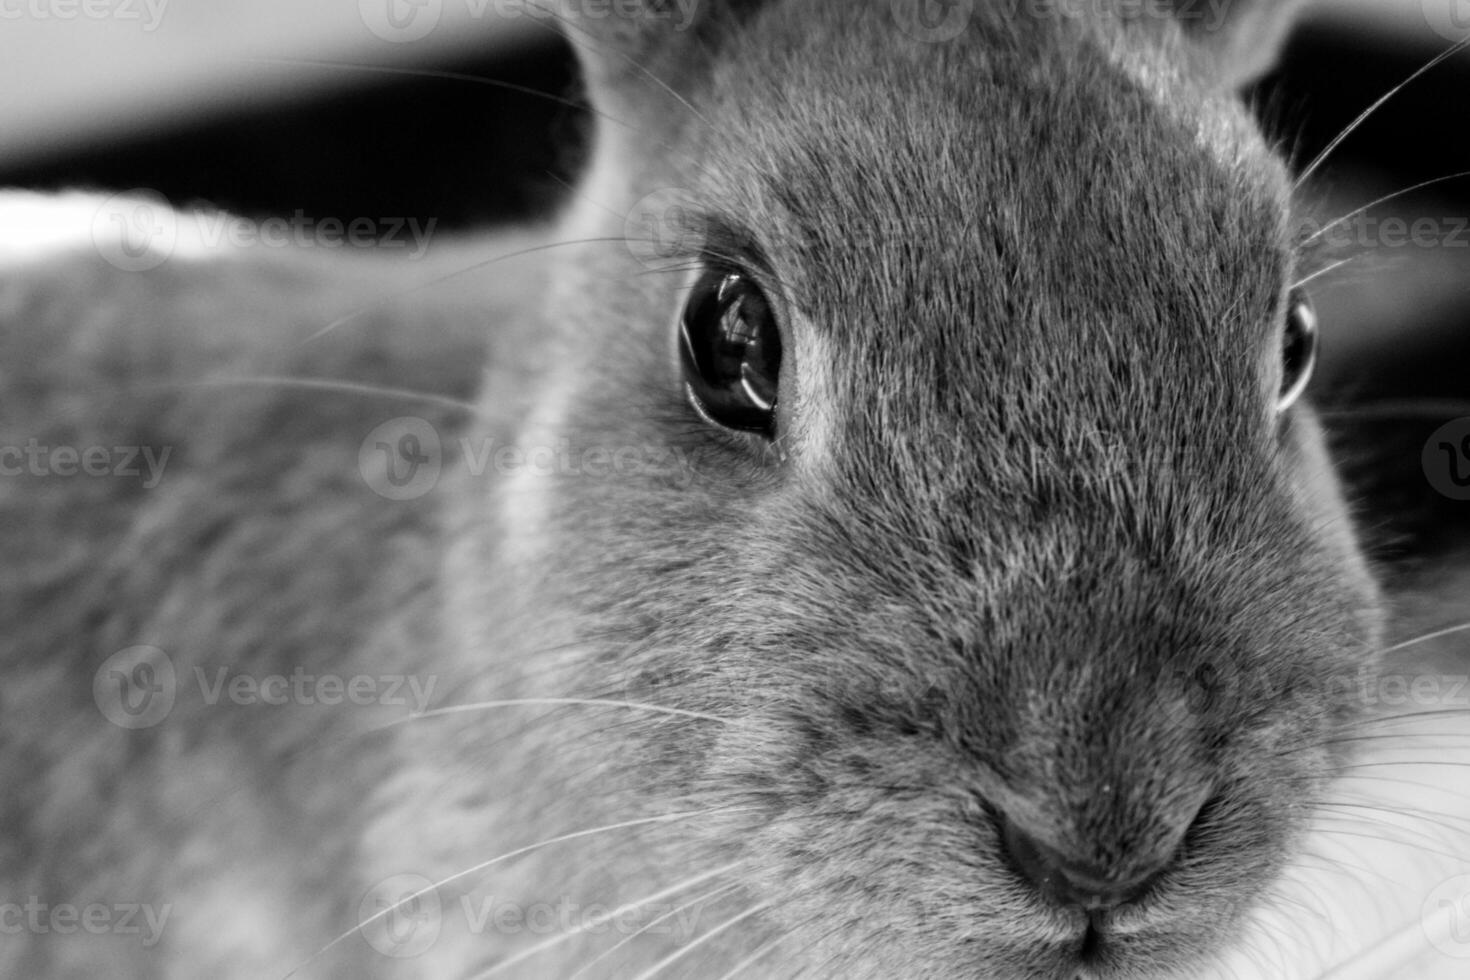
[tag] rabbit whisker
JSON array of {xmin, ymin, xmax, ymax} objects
[
  {"xmin": 1294, "ymin": 37, "xmax": 1470, "ymax": 189},
  {"xmin": 564, "ymin": 880, "xmax": 748, "ymax": 980},
  {"xmin": 388, "ymin": 697, "xmax": 737, "ymax": 728},
  {"xmin": 467, "ymin": 862, "xmax": 744, "ymax": 979},
  {"xmin": 133, "ymin": 375, "xmax": 482, "ymax": 416},
  {"xmin": 284, "ymin": 806, "xmax": 738, "ymax": 978},
  {"xmin": 628, "ymin": 901, "xmax": 773, "ymax": 980}
]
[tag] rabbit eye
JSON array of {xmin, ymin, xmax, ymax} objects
[
  {"xmin": 1277, "ymin": 291, "xmax": 1317, "ymax": 412},
  {"xmin": 679, "ymin": 267, "xmax": 782, "ymax": 436}
]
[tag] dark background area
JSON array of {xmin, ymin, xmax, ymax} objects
[
  {"xmin": 0, "ymin": 41, "xmax": 588, "ymax": 231},
  {"xmin": 6, "ymin": 24, "xmax": 1466, "ymax": 248},
  {"xmin": 3, "ymin": 22, "xmax": 1468, "ymax": 558}
]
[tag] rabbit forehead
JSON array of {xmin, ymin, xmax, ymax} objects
[{"xmin": 687, "ymin": 2, "xmax": 1291, "ymax": 457}]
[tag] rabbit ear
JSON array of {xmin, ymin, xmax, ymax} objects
[{"xmin": 1160, "ymin": 0, "xmax": 1305, "ymax": 87}]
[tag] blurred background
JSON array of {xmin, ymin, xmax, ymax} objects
[{"xmin": 1, "ymin": 0, "xmax": 1468, "ymax": 556}]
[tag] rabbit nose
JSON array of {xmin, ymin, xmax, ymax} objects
[{"xmin": 1000, "ymin": 818, "xmax": 1165, "ymax": 911}]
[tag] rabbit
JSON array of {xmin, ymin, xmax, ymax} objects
[{"xmin": 3, "ymin": 0, "xmax": 1470, "ymax": 978}]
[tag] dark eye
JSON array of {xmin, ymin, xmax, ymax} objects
[
  {"xmin": 1278, "ymin": 291, "xmax": 1318, "ymax": 411},
  {"xmin": 679, "ymin": 267, "xmax": 783, "ymax": 435}
]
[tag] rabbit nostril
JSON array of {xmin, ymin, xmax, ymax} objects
[{"xmin": 1000, "ymin": 818, "xmax": 1163, "ymax": 911}]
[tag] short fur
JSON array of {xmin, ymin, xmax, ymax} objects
[{"xmin": 3, "ymin": 1, "xmax": 1468, "ymax": 978}]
